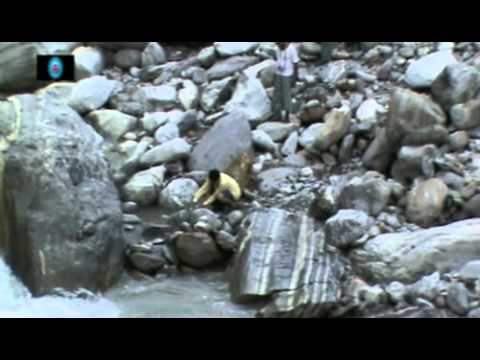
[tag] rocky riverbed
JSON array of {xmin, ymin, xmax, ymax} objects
[{"xmin": 2, "ymin": 41, "xmax": 480, "ymax": 317}]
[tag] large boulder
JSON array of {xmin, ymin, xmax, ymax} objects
[
  {"xmin": 229, "ymin": 208, "xmax": 346, "ymax": 317},
  {"xmin": 68, "ymin": 76, "xmax": 120, "ymax": 115},
  {"xmin": 158, "ymin": 178, "xmax": 199, "ymax": 212},
  {"xmin": 0, "ymin": 94, "xmax": 124, "ymax": 296},
  {"xmin": 140, "ymin": 138, "xmax": 192, "ymax": 167},
  {"xmin": 214, "ymin": 42, "xmax": 259, "ymax": 57},
  {"xmin": 200, "ymin": 76, "xmax": 235, "ymax": 113},
  {"xmin": 0, "ymin": 42, "xmax": 80, "ymax": 92},
  {"xmin": 122, "ymin": 166, "xmax": 166, "ymax": 206},
  {"xmin": 73, "ymin": 46, "xmax": 106, "ymax": 80},
  {"xmin": 431, "ymin": 63, "xmax": 480, "ymax": 111},
  {"xmin": 174, "ymin": 232, "xmax": 223, "ymax": 268},
  {"xmin": 405, "ymin": 50, "xmax": 458, "ymax": 88},
  {"xmin": 351, "ymin": 219, "xmax": 480, "ymax": 284},
  {"xmin": 224, "ymin": 73, "xmax": 272, "ymax": 125},
  {"xmin": 386, "ymin": 88, "xmax": 448, "ymax": 147},
  {"xmin": 86, "ymin": 110, "xmax": 137, "ymax": 142},
  {"xmin": 188, "ymin": 111, "xmax": 254, "ymax": 187},
  {"xmin": 306, "ymin": 106, "xmax": 351, "ymax": 155},
  {"xmin": 406, "ymin": 178, "xmax": 449, "ymax": 227},
  {"xmin": 206, "ymin": 56, "xmax": 259, "ymax": 81},
  {"xmin": 337, "ymin": 172, "xmax": 391, "ymax": 216}
]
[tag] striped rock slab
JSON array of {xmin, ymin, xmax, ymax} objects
[{"xmin": 229, "ymin": 208, "xmax": 345, "ymax": 318}]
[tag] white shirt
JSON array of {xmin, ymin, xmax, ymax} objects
[{"xmin": 275, "ymin": 44, "xmax": 300, "ymax": 77}]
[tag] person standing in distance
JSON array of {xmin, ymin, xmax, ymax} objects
[{"xmin": 273, "ymin": 42, "xmax": 300, "ymax": 122}]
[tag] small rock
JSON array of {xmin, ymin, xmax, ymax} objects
[
  {"xmin": 457, "ymin": 260, "xmax": 480, "ymax": 283},
  {"xmin": 386, "ymin": 281, "xmax": 408, "ymax": 305},
  {"xmin": 140, "ymin": 112, "xmax": 170, "ymax": 134},
  {"xmin": 174, "ymin": 232, "xmax": 223, "ymax": 268},
  {"xmin": 467, "ymin": 307, "xmax": 480, "ymax": 318},
  {"xmin": 123, "ymin": 214, "xmax": 141, "ymax": 225},
  {"xmin": 122, "ymin": 202, "xmax": 139, "ymax": 214},
  {"xmin": 446, "ymin": 282, "xmax": 470, "ymax": 315},
  {"xmin": 216, "ymin": 231, "xmax": 237, "ymax": 252},
  {"xmin": 114, "ymin": 49, "xmax": 142, "ymax": 70},
  {"xmin": 141, "ymin": 42, "xmax": 167, "ymax": 68},
  {"xmin": 448, "ymin": 131, "xmax": 469, "ymax": 151},
  {"xmin": 325, "ymin": 209, "xmax": 373, "ymax": 249}
]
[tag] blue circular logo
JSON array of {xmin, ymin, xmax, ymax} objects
[{"xmin": 47, "ymin": 57, "xmax": 64, "ymax": 80}]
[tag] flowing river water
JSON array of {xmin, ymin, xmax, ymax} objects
[{"xmin": 0, "ymin": 257, "xmax": 256, "ymax": 318}]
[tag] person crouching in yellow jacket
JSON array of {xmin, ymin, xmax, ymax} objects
[{"xmin": 193, "ymin": 169, "xmax": 242, "ymax": 207}]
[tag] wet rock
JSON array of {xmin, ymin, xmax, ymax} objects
[
  {"xmin": 86, "ymin": 110, "xmax": 137, "ymax": 142},
  {"xmin": 207, "ymin": 55, "xmax": 258, "ymax": 81},
  {"xmin": 191, "ymin": 208, "xmax": 222, "ymax": 231},
  {"xmin": 68, "ymin": 76, "xmax": 119, "ymax": 115},
  {"xmin": 128, "ymin": 249, "xmax": 168, "ymax": 274},
  {"xmin": 225, "ymin": 73, "xmax": 272, "ymax": 125},
  {"xmin": 154, "ymin": 122, "xmax": 179, "ymax": 145},
  {"xmin": 254, "ymin": 42, "xmax": 279, "ymax": 60},
  {"xmin": 257, "ymin": 122, "xmax": 296, "ymax": 142},
  {"xmin": 214, "ymin": 42, "xmax": 259, "ymax": 57},
  {"xmin": 200, "ymin": 76, "xmax": 235, "ymax": 113},
  {"xmin": 464, "ymin": 194, "xmax": 480, "ymax": 218},
  {"xmin": 321, "ymin": 153, "xmax": 337, "ymax": 166},
  {"xmin": 113, "ymin": 49, "xmax": 141, "ymax": 70},
  {"xmin": 141, "ymin": 42, "xmax": 167, "ymax": 68},
  {"xmin": 252, "ymin": 130, "xmax": 277, "ymax": 153},
  {"xmin": 431, "ymin": 63, "xmax": 480, "ymax": 111},
  {"xmin": 122, "ymin": 166, "xmax": 166, "ymax": 206},
  {"xmin": 351, "ymin": 219, "xmax": 480, "ymax": 284},
  {"xmin": 448, "ymin": 131, "xmax": 469, "ymax": 151},
  {"xmin": 446, "ymin": 282, "xmax": 470, "ymax": 315},
  {"xmin": 391, "ymin": 145, "xmax": 438, "ymax": 183},
  {"xmin": 282, "ymin": 131, "xmax": 299, "ymax": 156},
  {"xmin": 325, "ymin": 209, "xmax": 373, "ymax": 249},
  {"xmin": 0, "ymin": 94, "xmax": 123, "ymax": 296},
  {"xmin": 299, "ymin": 123, "xmax": 326, "ymax": 148},
  {"xmin": 307, "ymin": 106, "xmax": 351, "ymax": 155},
  {"xmin": 230, "ymin": 208, "xmax": 345, "ymax": 317},
  {"xmin": 406, "ymin": 178, "xmax": 449, "ymax": 227},
  {"xmin": 450, "ymin": 99, "xmax": 480, "ymax": 130},
  {"xmin": 405, "ymin": 50, "xmax": 457, "ymax": 88},
  {"xmin": 174, "ymin": 232, "xmax": 223, "ymax": 268},
  {"xmin": 158, "ymin": 178, "xmax": 198, "ymax": 212},
  {"xmin": 73, "ymin": 46, "xmax": 105, "ymax": 80},
  {"xmin": 337, "ymin": 172, "xmax": 391, "ymax": 216},
  {"xmin": 188, "ymin": 111, "xmax": 254, "ymax": 188},
  {"xmin": 140, "ymin": 138, "xmax": 192, "ymax": 167},
  {"xmin": 140, "ymin": 112, "xmax": 169, "ymax": 134},
  {"xmin": 258, "ymin": 167, "xmax": 299, "ymax": 194},
  {"xmin": 309, "ymin": 186, "xmax": 339, "ymax": 221}
]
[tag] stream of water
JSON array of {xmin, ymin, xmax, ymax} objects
[{"xmin": 0, "ymin": 257, "xmax": 255, "ymax": 318}]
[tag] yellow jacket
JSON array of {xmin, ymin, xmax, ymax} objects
[{"xmin": 193, "ymin": 173, "xmax": 242, "ymax": 206}]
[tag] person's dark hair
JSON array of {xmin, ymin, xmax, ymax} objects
[
  {"xmin": 208, "ymin": 169, "xmax": 221, "ymax": 195},
  {"xmin": 278, "ymin": 42, "xmax": 288, "ymax": 50}
]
